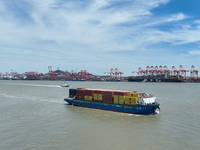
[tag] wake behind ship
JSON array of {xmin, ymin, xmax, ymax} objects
[{"xmin": 64, "ymin": 88, "xmax": 160, "ymax": 115}]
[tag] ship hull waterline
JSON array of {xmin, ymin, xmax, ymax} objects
[{"xmin": 64, "ymin": 98, "xmax": 160, "ymax": 115}]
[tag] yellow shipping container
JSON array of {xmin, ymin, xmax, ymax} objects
[
  {"xmin": 114, "ymin": 95, "xmax": 125, "ymax": 100},
  {"xmin": 114, "ymin": 100, "xmax": 124, "ymax": 104},
  {"xmin": 118, "ymin": 99, "xmax": 124, "ymax": 103},
  {"xmin": 113, "ymin": 97, "xmax": 122, "ymax": 100},
  {"xmin": 93, "ymin": 96, "xmax": 103, "ymax": 100},
  {"xmin": 125, "ymin": 97, "xmax": 138, "ymax": 101},
  {"xmin": 113, "ymin": 99, "xmax": 119, "ymax": 104},
  {"xmin": 94, "ymin": 94, "xmax": 103, "ymax": 98},
  {"xmin": 113, "ymin": 99, "xmax": 125, "ymax": 104},
  {"xmin": 84, "ymin": 96, "xmax": 93, "ymax": 100},
  {"xmin": 126, "ymin": 93, "xmax": 140, "ymax": 97},
  {"xmin": 114, "ymin": 95, "xmax": 120, "ymax": 99},
  {"xmin": 130, "ymin": 101, "xmax": 137, "ymax": 105},
  {"xmin": 119, "ymin": 101, "xmax": 124, "ymax": 105},
  {"xmin": 124, "ymin": 100, "xmax": 137, "ymax": 105}
]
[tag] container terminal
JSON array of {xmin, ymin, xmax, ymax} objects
[
  {"xmin": 0, "ymin": 65, "xmax": 200, "ymax": 82},
  {"xmin": 129, "ymin": 65, "xmax": 199, "ymax": 82}
]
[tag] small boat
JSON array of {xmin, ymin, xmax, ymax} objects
[{"xmin": 61, "ymin": 81, "xmax": 70, "ymax": 87}]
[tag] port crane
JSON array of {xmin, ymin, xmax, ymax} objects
[
  {"xmin": 132, "ymin": 65, "xmax": 199, "ymax": 78},
  {"xmin": 104, "ymin": 68, "xmax": 123, "ymax": 80}
]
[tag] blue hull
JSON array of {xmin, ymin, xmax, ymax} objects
[{"xmin": 64, "ymin": 98, "xmax": 160, "ymax": 115}]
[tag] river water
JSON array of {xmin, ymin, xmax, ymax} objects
[{"xmin": 0, "ymin": 80, "xmax": 199, "ymax": 150}]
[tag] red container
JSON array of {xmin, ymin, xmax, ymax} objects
[
  {"xmin": 94, "ymin": 100, "xmax": 102, "ymax": 102},
  {"xmin": 114, "ymin": 91, "xmax": 129, "ymax": 96},
  {"xmin": 103, "ymin": 91, "xmax": 113, "ymax": 97},
  {"xmin": 85, "ymin": 89, "xmax": 94, "ymax": 96},
  {"xmin": 77, "ymin": 89, "xmax": 85, "ymax": 93},
  {"xmin": 103, "ymin": 91, "xmax": 114, "ymax": 103},
  {"xmin": 76, "ymin": 89, "xmax": 86, "ymax": 99},
  {"xmin": 103, "ymin": 95, "xmax": 112, "ymax": 97},
  {"xmin": 77, "ymin": 90, "xmax": 85, "ymax": 93},
  {"xmin": 93, "ymin": 90, "xmax": 103, "ymax": 94},
  {"xmin": 77, "ymin": 93, "xmax": 85, "ymax": 96},
  {"xmin": 103, "ymin": 101, "xmax": 112, "ymax": 103},
  {"xmin": 76, "ymin": 95, "xmax": 84, "ymax": 100},
  {"xmin": 103, "ymin": 99, "xmax": 113, "ymax": 103},
  {"xmin": 103, "ymin": 97, "xmax": 112, "ymax": 100},
  {"xmin": 103, "ymin": 97, "xmax": 113, "ymax": 102}
]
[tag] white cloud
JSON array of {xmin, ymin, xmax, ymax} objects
[
  {"xmin": 188, "ymin": 50, "xmax": 200, "ymax": 55},
  {"xmin": 194, "ymin": 20, "xmax": 200, "ymax": 24},
  {"xmin": 168, "ymin": 13, "xmax": 186, "ymax": 21},
  {"xmin": 0, "ymin": 0, "xmax": 181, "ymax": 49},
  {"xmin": 140, "ymin": 13, "xmax": 187, "ymax": 27},
  {"xmin": 0, "ymin": 0, "xmax": 200, "ymax": 74}
]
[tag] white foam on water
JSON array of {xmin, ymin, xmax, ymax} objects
[
  {"xmin": 1, "ymin": 93, "xmax": 20, "ymax": 99},
  {"xmin": 2, "ymin": 83, "xmax": 61, "ymax": 88},
  {"xmin": 20, "ymin": 84, "xmax": 61, "ymax": 88},
  {"xmin": 1, "ymin": 93, "xmax": 63, "ymax": 104},
  {"xmin": 131, "ymin": 114, "xmax": 142, "ymax": 116},
  {"xmin": 155, "ymin": 109, "xmax": 160, "ymax": 114},
  {"xmin": 113, "ymin": 112, "xmax": 142, "ymax": 117}
]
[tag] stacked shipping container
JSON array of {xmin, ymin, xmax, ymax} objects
[
  {"xmin": 125, "ymin": 93, "xmax": 140, "ymax": 105},
  {"xmin": 113, "ymin": 91, "xmax": 129, "ymax": 105},
  {"xmin": 84, "ymin": 89, "xmax": 94, "ymax": 101},
  {"xmin": 93, "ymin": 90, "xmax": 103, "ymax": 102},
  {"xmin": 75, "ymin": 88, "xmax": 141, "ymax": 106},
  {"xmin": 102, "ymin": 91, "xmax": 113, "ymax": 103},
  {"xmin": 76, "ymin": 88, "xmax": 85, "ymax": 100}
]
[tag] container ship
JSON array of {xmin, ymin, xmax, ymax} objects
[
  {"xmin": 128, "ymin": 75, "xmax": 184, "ymax": 82},
  {"xmin": 64, "ymin": 88, "xmax": 160, "ymax": 115},
  {"xmin": 128, "ymin": 77, "xmax": 183, "ymax": 82}
]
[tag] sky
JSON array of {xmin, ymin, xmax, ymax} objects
[{"xmin": 1, "ymin": 0, "xmax": 200, "ymax": 76}]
